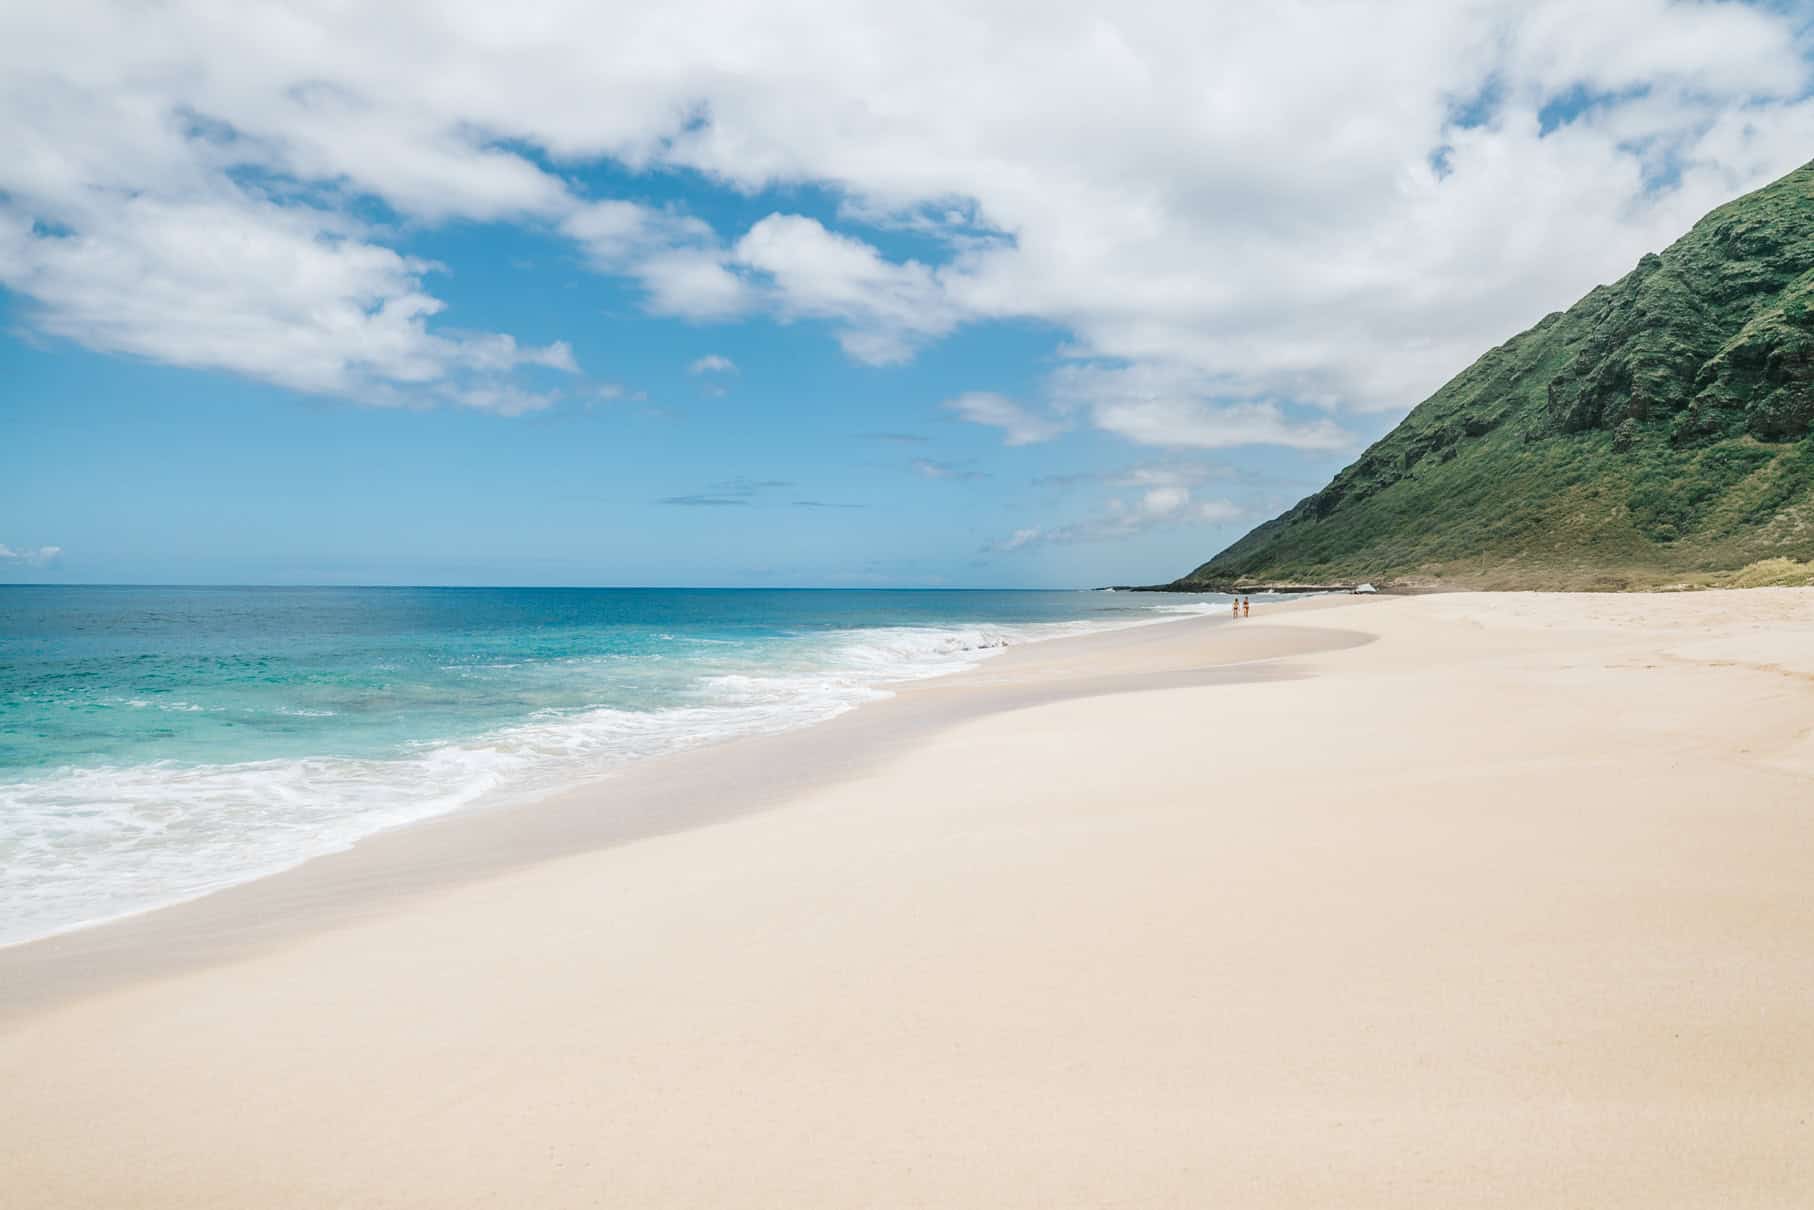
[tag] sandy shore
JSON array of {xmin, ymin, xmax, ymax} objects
[{"xmin": 3, "ymin": 591, "xmax": 1812, "ymax": 1207}]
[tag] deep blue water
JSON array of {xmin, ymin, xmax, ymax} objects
[{"xmin": 0, "ymin": 586, "xmax": 1230, "ymax": 943}]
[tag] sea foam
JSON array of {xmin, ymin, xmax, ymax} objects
[{"xmin": 0, "ymin": 599, "xmax": 1229, "ymax": 946}]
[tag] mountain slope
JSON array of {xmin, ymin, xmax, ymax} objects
[{"xmin": 1175, "ymin": 160, "xmax": 1814, "ymax": 591}]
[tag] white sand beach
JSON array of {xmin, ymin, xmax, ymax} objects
[{"xmin": 3, "ymin": 591, "xmax": 1812, "ymax": 1208}]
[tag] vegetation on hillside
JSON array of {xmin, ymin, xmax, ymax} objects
[{"xmin": 1175, "ymin": 160, "xmax": 1814, "ymax": 591}]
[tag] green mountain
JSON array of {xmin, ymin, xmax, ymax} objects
[{"xmin": 1175, "ymin": 160, "xmax": 1814, "ymax": 592}]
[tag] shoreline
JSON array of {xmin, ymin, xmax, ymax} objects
[
  {"xmin": 5, "ymin": 589, "xmax": 1811, "ymax": 1208},
  {"xmin": 0, "ymin": 592, "xmax": 1252, "ymax": 955},
  {"xmin": 0, "ymin": 599, "xmax": 1368, "ymax": 1019}
]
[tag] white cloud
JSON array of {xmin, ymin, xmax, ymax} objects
[
  {"xmin": 913, "ymin": 458, "xmax": 989, "ymax": 482},
  {"xmin": 1051, "ymin": 363, "xmax": 1352, "ymax": 451},
  {"xmin": 1038, "ymin": 463, "xmax": 1229, "ymax": 491},
  {"xmin": 561, "ymin": 202, "xmax": 713, "ymax": 267},
  {"xmin": 994, "ymin": 528, "xmax": 1043, "ymax": 553},
  {"xmin": 592, "ymin": 382, "xmax": 650, "ymax": 404},
  {"xmin": 563, "ymin": 203, "xmax": 755, "ymax": 320},
  {"xmin": 688, "ymin": 353, "xmax": 738, "ymax": 375},
  {"xmin": 1119, "ymin": 465, "xmax": 1228, "ymax": 491},
  {"xmin": 2, "ymin": 0, "xmax": 1812, "ymax": 442},
  {"xmin": 988, "ymin": 461, "xmax": 1247, "ymax": 551},
  {"xmin": 942, "ymin": 391, "xmax": 1065, "ymax": 446},
  {"xmin": 441, "ymin": 383, "xmax": 562, "ymax": 417},
  {"xmin": 637, "ymin": 250, "xmax": 756, "ymax": 320},
  {"xmin": 1140, "ymin": 485, "xmax": 1190, "ymax": 518},
  {"xmin": 0, "ymin": 544, "xmax": 62, "ymax": 566},
  {"xmin": 1090, "ymin": 397, "xmax": 1351, "ymax": 453},
  {"xmin": 0, "ymin": 193, "xmax": 576, "ymax": 410},
  {"xmin": 732, "ymin": 215, "xmax": 963, "ymax": 365}
]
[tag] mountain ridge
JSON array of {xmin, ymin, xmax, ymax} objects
[{"xmin": 1173, "ymin": 160, "xmax": 1814, "ymax": 592}]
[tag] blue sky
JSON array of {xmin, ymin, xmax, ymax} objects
[
  {"xmin": 3, "ymin": 262, "xmax": 1356, "ymax": 587},
  {"xmin": 4, "ymin": 2, "xmax": 1811, "ymax": 586}
]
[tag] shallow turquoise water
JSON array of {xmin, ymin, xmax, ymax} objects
[{"xmin": 1, "ymin": 586, "xmax": 1232, "ymax": 943}]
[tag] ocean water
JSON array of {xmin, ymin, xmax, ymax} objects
[{"xmin": 0, "ymin": 586, "xmax": 1233, "ymax": 945}]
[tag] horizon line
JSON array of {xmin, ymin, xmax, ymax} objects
[{"xmin": 0, "ymin": 581, "xmax": 1130, "ymax": 593}]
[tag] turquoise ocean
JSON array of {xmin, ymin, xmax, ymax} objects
[{"xmin": 0, "ymin": 586, "xmax": 1234, "ymax": 945}]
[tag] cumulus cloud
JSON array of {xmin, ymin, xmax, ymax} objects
[
  {"xmin": 0, "ymin": 195, "xmax": 576, "ymax": 410},
  {"xmin": 4, "ymin": 0, "xmax": 1812, "ymax": 443},
  {"xmin": 564, "ymin": 204, "xmax": 756, "ymax": 320},
  {"xmin": 732, "ymin": 215, "xmax": 965, "ymax": 365},
  {"xmin": 942, "ymin": 391, "xmax": 1066, "ymax": 446},
  {"xmin": 687, "ymin": 354, "xmax": 738, "ymax": 375}
]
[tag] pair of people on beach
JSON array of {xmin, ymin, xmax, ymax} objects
[{"xmin": 1230, "ymin": 596, "xmax": 1250, "ymax": 618}]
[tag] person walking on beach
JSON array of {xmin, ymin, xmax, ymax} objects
[
  {"xmin": 1231, "ymin": 597, "xmax": 1240, "ymax": 619},
  {"xmin": 1242, "ymin": 596, "xmax": 1251, "ymax": 617}
]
